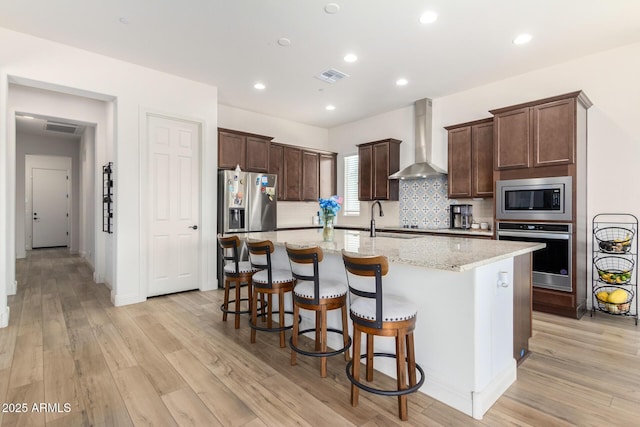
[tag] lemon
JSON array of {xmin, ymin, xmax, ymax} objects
[
  {"xmin": 596, "ymin": 291, "xmax": 609, "ymax": 302},
  {"xmin": 608, "ymin": 289, "xmax": 629, "ymax": 304}
]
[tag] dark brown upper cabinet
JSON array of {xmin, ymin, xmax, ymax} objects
[
  {"xmin": 218, "ymin": 128, "xmax": 272, "ymax": 172},
  {"xmin": 268, "ymin": 143, "xmax": 284, "ymax": 198},
  {"xmin": 358, "ymin": 138, "xmax": 401, "ymax": 201},
  {"xmin": 445, "ymin": 118, "xmax": 494, "ymax": 198},
  {"xmin": 490, "ymin": 91, "xmax": 592, "ymax": 171},
  {"xmin": 319, "ymin": 153, "xmax": 337, "ymax": 199},
  {"xmin": 282, "ymin": 146, "xmax": 302, "ymax": 201},
  {"xmin": 302, "ymin": 151, "xmax": 319, "ymax": 201}
]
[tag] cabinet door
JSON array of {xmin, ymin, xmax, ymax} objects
[
  {"xmin": 373, "ymin": 143, "xmax": 391, "ymax": 200},
  {"xmin": 358, "ymin": 145, "xmax": 372, "ymax": 201},
  {"xmin": 269, "ymin": 143, "xmax": 284, "ymax": 200},
  {"xmin": 447, "ymin": 127, "xmax": 472, "ymax": 198},
  {"xmin": 319, "ymin": 153, "xmax": 336, "ymax": 198},
  {"xmin": 218, "ymin": 131, "xmax": 246, "ymax": 170},
  {"xmin": 532, "ymin": 99, "xmax": 575, "ymax": 167},
  {"xmin": 302, "ymin": 151, "xmax": 319, "ymax": 201},
  {"xmin": 283, "ymin": 147, "xmax": 302, "ymax": 201},
  {"xmin": 494, "ymin": 108, "xmax": 530, "ymax": 170},
  {"xmin": 246, "ymin": 136, "xmax": 270, "ymax": 172},
  {"xmin": 472, "ymin": 121, "xmax": 494, "ymax": 197}
]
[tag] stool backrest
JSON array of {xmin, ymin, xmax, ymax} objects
[
  {"xmin": 286, "ymin": 244, "xmax": 323, "ymax": 305},
  {"xmin": 217, "ymin": 234, "xmax": 242, "ymax": 274},
  {"xmin": 341, "ymin": 249, "xmax": 389, "ymax": 329},
  {"xmin": 246, "ymin": 239, "xmax": 275, "ymax": 283}
]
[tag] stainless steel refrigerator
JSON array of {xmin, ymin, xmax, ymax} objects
[{"xmin": 217, "ymin": 169, "xmax": 277, "ymax": 285}]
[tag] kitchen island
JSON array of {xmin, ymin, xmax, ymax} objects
[{"xmin": 233, "ymin": 229, "xmax": 543, "ymax": 419}]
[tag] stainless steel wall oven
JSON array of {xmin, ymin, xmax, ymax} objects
[{"xmin": 497, "ymin": 222, "xmax": 572, "ymax": 292}]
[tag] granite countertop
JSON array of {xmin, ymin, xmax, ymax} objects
[
  {"xmin": 235, "ymin": 229, "xmax": 543, "ymax": 272},
  {"xmin": 277, "ymin": 224, "xmax": 493, "ymax": 237}
]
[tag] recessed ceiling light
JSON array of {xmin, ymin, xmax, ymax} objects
[
  {"xmin": 419, "ymin": 11, "xmax": 438, "ymax": 24},
  {"xmin": 277, "ymin": 38, "xmax": 291, "ymax": 47},
  {"xmin": 324, "ymin": 3, "xmax": 340, "ymax": 14},
  {"xmin": 254, "ymin": 82, "xmax": 266, "ymax": 90},
  {"xmin": 344, "ymin": 53, "xmax": 358, "ymax": 63},
  {"xmin": 119, "ymin": 17, "xmax": 130, "ymax": 25},
  {"xmin": 326, "ymin": 105, "xmax": 336, "ymax": 111},
  {"xmin": 513, "ymin": 33, "xmax": 532, "ymax": 45},
  {"xmin": 396, "ymin": 78, "xmax": 408, "ymax": 86}
]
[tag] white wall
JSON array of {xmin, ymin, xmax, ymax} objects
[
  {"xmin": 0, "ymin": 27, "xmax": 219, "ymax": 321},
  {"xmin": 80, "ymin": 126, "xmax": 95, "ymax": 268},
  {"xmin": 16, "ymin": 134, "xmax": 80, "ymax": 257},
  {"xmin": 218, "ymin": 104, "xmax": 328, "ymax": 150}
]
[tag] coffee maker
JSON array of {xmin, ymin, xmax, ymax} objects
[{"xmin": 450, "ymin": 204, "xmax": 473, "ymax": 229}]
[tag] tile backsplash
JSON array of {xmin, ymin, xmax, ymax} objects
[{"xmin": 399, "ymin": 176, "xmax": 494, "ymax": 229}]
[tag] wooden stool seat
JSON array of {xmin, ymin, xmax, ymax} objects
[
  {"xmin": 342, "ymin": 250, "xmax": 425, "ymax": 421},
  {"xmin": 286, "ymin": 244, "xmax": 351, "ymax": 378},
  {"xmin": 247, "ymin": 239, "xmax": 298, "ymax": 348},
  {"xmin": 217, "ymin": 235, "xmax": 259, "ymax": 329}
]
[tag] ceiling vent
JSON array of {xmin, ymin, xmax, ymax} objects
[
  {"xmin": 315, "ymin": 68, "xmax": 349, "ymax": 84},
  {"xmin": 45, "ymin": 121, "xmax": 78, "ymax": 134}
]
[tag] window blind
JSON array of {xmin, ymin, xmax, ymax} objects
[{"xmin": 343, "ymin": 154, "xmax": 360, "ymax": 215}]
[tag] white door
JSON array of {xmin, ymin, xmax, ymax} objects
[
  {"xmin": 32, "ymin": 168, "xmax": 69, "ymax": 248},
  {"xmin": 148, "ymin": 115, "xmax": 200, "ymax": 296}
]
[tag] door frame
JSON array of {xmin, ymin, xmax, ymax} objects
[
  {"xmin": 25, "ymin": 155, "xmax": 72, "ymax": 250},
  {"xmin": 139, "ymin": 109, "xmax": 210, "ymax": 300}
]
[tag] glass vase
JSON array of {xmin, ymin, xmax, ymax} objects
[{"xmin": 322, "ymin": 215, "xmax": 335, "ymax": 242}]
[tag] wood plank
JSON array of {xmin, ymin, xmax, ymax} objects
[
  {"xmin": 161, "ymin": 387, "xmax": 222, "ymax": 427},
  {"xmin": 106, "ymin": 312, "xmax": 186, "ymax": 395},
  {"xmin": 2, "ymin": 381, "xmax": 45, "ymax": 427},
  {"xmin": 112, "ymin": 366, "xmax": 178, "ymax": 427},
  {"xmin": 93, "ymin": 323, "xmax": 138, "ymax": 372},
  {"xmin": 165, "ymin": 348, "xmax": 258, "ymax": 426},
  {"xmin": 8, "ymin": 332, "xmax": 43, "ymax": 389},
  {"xmin": 42, "ymin": 346, "xmax": 83, "ymax": 423},
  {"xmin": 134, "ymin": 314, "xmax": 183, "ymax": 355}
]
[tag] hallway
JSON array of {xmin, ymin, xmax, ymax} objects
[{"xmin": 0, "ymin": 249, "xmax": 638, "ymax": 426}]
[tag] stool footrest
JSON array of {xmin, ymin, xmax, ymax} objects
[
  {"xmin": 345, "ymin": 352, "xmax": 425, "ymax": 397},
  {"xmin": 290, "ymin": 328, "xmax": 351, "ymax": 358},
  {"xmin": 219, "ymin": 298, "xmax": 251, "ymax": 315},
  {"xmin": 249, "ymin": 311, "xmax": 300, "ymax": 333}
]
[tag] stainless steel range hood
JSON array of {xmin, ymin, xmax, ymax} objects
[{"xmin": 389, "ymin": 98, "xmax": 446, "ymax": 180}]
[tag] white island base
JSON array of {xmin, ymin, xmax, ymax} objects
[{"xmin": 236, "ymin": 230, "xmax": 541, "ymax": 420}]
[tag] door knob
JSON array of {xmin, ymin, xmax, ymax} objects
[{"xmin": 189, "ymin": 225, "xmax": 198, "ymax": 230}]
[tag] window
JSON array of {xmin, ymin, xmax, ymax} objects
[{"xmin": 343, "ymin": 154, "xmax": 360, "ymax": 215}]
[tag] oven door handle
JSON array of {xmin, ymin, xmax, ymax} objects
[{"xmin": 497, "ymin": 231, "xmax": 570, "ymax": 240}]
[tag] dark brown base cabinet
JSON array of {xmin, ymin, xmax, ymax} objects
[
  {"xmin": 445, "ymin": 118, "xmax": 493, "ymax": 198},
  {"xmin": 218, "ymin": 128, "xmax": 272, "ymax": 172},
  {"xmin": 358, "ymin": 138, "xmax": 401, "ymax": 201}
]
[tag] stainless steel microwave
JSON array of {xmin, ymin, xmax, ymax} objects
[{"xmin": 495, "ymin": 176, "xmax": 572, "ymax": 221}]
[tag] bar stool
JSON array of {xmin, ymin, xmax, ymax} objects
[
  {"xmin": 217, "ymin": 235, "xmax": 260, "ymax": 328},
  {"xmin": 247, "ymin": 239, "xmax": 297, "ymax": 347},
  {"xmin": 285, "ymin": 244, "xmax": 351, "ymax": 378},
  {"xmin": 341, "ymin": 250, "xmax": 425, "ymax": 421}
]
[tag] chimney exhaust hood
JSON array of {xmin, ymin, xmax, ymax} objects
[{"xmin": 389, "ymin": 98, "xmax": 446, "ymax": 180}]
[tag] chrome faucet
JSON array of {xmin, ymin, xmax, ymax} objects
[{"xmin": 370, "ymin": 201, "xmax": 384, "ymax": 237}]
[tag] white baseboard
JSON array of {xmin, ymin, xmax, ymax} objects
[
  {"xmin": 0, "ymin": 306, "xmax": 10, "ymax": 328},
  {"xmin": 8, "ymin": 280, "xmax": 17, "ymax": 296},
  {"xmin": 471, "ymin": 360, "xmax": 517, "ymax": 420},
  {"xmin": 112, "ymin": 290, "xmax": 146, "ymax": 307}
]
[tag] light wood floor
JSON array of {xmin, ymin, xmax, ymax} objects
[{"xmin": 1, "ymin": 249, "xmax": 638, "ymax": 426}]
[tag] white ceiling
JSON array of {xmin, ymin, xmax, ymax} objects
[{"xmin": 1, "ymin": 0, "xmax": 640, "ymax": 128}]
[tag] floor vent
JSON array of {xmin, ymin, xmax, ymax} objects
[
  {"xmin": 315, "ymin": 68, "xmax": 349, "ymax": 84},
  {"xmin": 45, "ymin": 121, "xmax": 78, "ymax": 134}
]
